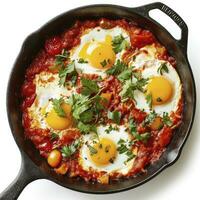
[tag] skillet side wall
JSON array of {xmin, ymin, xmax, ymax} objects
[{"xmin": 6, "ymin": 5, "xmax": 195, "ymax": 193}]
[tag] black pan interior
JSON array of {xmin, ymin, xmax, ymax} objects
[{"xmin": 7, "ymin": 5, "xmax": 196, "ymax": 193}]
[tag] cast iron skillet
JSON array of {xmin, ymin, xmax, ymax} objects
[{"xmin": 0, "ymin": 2, "xmax": 196, "ymax": 199}]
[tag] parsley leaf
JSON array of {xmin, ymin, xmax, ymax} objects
[
  {"xmin": 106, "ymin": 59, "xmax": 127, "ymax": 75},
  {"xmin": 52, "ymin": 98, "xmax": 66, "ymax": 117},
  {"xmin": 117, "ymin": 67, "xmax": 133, "ymax": 82},
  {"xmin": 146, "ymin": 93, "xmax": 152, "ymax": 109},
  {"xmin": 58, "ymin": 61, "xmax": 78, "ymax": 86},
  {"xmin": 81, "ymin": 77, "xmax": 99, "ymax": 96},
  {"xmin": 49, "ymin": 49, "xmax": 69, "ymax": 70},
  {"xmin": 144, "ymin": 110, "xmax": 157, "ymax": 125},
  {"xmin": 77, "ymin": 122, "xmax": 97, "ymax": 134},
  {"xmin": 87, "ymin": 143, "xmax": 98, "ymax": 155},
  {"xmin": 100, "ymin": 59, "xmax": 108, "ymax": 68},
  {"xmin": 157, "ymin": 62, "xmax": 169, "ymax": 75},
  {"xmin": 163, "ymin": 112, "xmax": 173, "ymax": 126},
  {"xmin": 107, "ymin": 110, "xmax": 121, "ymax": 124},
  {"xmin": 78, "ymin": 58, "xmax": 88, "ymax": 64},
  {"xmin": 50, "ymin": 132, "xmax": 59, "ymax": 141},
  {"xmin": 61, "ymin": 139, "xmax": 81, "ymax": 157},
  {"xmin": 129, "ymin": 118, "xmax": 151, "ymax": 143},
  {"xmin": 117, "ymin": 139, "xmax": 136, "ymax": 164},
  {"xmin": 112, "ymin": 34, "xmax": 130, "ymax": 53},
  {"xmin": 105, "ymin": 124, "xmax": 119, "ymax": 134}
]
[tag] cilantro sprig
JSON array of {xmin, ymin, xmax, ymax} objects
[
  {"xmin": 52, "ymin": 98, "xmax": 66, "ymax": 117},
  {"xmin": 129, "ymin": 118, "xmax": 151, "ymax": 143},
  {"xmin": 157, "ymin": 62, "xmax": 169, "ymax": 75},
  {"xmin": 107, "ymin": 110, "xmax": 121, "ymax": 125},
  {"xmin": 61, "ymin": 139, "xmax": 81, "ymax": 158},
  {"xmin": 58, "ymin": 61, "xmax": 78, "ymax": 86},
  {"xmin": 81, "ymin": 77, "xmax": 100, "ymax": 96},
  {"xmin": 112, "ymin": 34, "xmax": 130, "ymax": 53},
  {"xmin": 106, "ymin": 59, "xmax": 127, "ymax": 76},
  {"xmin": 49, "ymin": 49, "xmax": 69, "ymax": 70}
]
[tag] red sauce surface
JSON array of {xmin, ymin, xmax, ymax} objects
[{"xmin": 21, "ymin": 18, "xmax": 183, "ymax": 183}]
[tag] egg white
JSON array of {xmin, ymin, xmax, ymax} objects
[
  {"xmin": 130, "ymin": 44, "xmax": 163, "ymax": 69},
  {"xmin": 79, "ymin": 124, "xmax": 137, "ymax": 175},
  {"xmin": 134, "ymin": 60, "xmax": 182, "ymax": 115},
  {"xmin": 70, "ymin": 27, "xmax": 130, "ymax": 77}
]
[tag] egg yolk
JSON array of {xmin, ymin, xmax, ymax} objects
[
  {"xmin": 89, "ymin": 138, "xmax": 117, "ymax": 166},
  {"xmin": 79, "ymin": 35, "xmax": 116, "ymax": 69},
  {"xmin": 45, "ymin": 103, "xmax": 72, "ymax": 130},
  {"xmin": 146, "ymin": 76, "xmax": 173, "ymax": 105}
]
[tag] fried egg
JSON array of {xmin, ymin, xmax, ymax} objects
[
  {"xmin": 134, "ymin": 60, "xmax": 182, "ymax": 115},
  {"xmin": 28, "ymin": 72, "xmax": 74, "ymax": 130},
  {"xmin": 79, "ymin": 124, "xmax": 137, "ymax": 175},
  {"xmin": 70, "ymin": 27, "xmax": 130, "ymax": 77}
]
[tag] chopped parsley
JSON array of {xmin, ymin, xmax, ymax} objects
[
  {"xmin": 52, "ymin": 98, "xmax": 66, "ymax": 117},
  {"xmin": 146, "ymin": 93, "xmax": 153, "ymax": 109},
  {"xmin": 120, "ymin": 77, "xmax": 149, "ymax": 102},
  {"xmin": 49, "ymin": 49, "xmax": 69, "ymax": 70},
  {"xmin": 50, "ymin": 132, "xmax": 59, "ymax": 141},
  {"xmin": 107, "ymin": 110, "xmax": 121, "ymax": 124},
  {"xmin": 81, "ymin": 77, "xmax": 99, "ymax": 96},
  {"xmin": 129, "ymin": 118, "xmax": 151, "ymax": 143},
  {"xmin": 87, "ymin": 143, "xmax": 98, "ymax": 155},
  {"xmin": 163, "ymin": 112, "xmax": 173, "ymax": 126},
  {"xmin": 106, "ymin": 59, "xmax": 127, "ymax": 75},
  {"xmin": 105, "ymin": 124, "xmax": 119, "ymax": 134},
  {"xmin": 144, "ymin": 110, "xmax": 157, "ymax": 125},
  {"xmin": 117, "ymin": 67, "xmax": 133, "ymax": 82},
  {"xmin": 157, "ymin": 62, "xmax": 169, "ymax": 75},
  {"xmin": 100, "ymin": 59, "xmax": 108, "ymax": 67},
  {"xmin": 78, "ymin": 58, "xmax": 88, "ymax": 64},
  {"xmin": 112, "ymin": 34, "xmax": 130, "ymax": 53},
  {"xmin": 117, "ymin": 139, "xmax": 136, "ymax": 164},
  {"xmin": 67, "ymin": 93, "xmax": 103, "ymax": 134},
  {"xmin": 61, "ymin": 139, "xmax": 81, "ymax": 158},
  {"xmin": 58, "ymin": 61, "xmax": 78, "ymax": 86}
]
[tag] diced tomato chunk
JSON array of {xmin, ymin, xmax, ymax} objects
[
  {"xmin": 131, "ymin": 108, "xmax": 147, "ymax": 123},
  {"xmin": 131, "ymin": 30, "xmax": 155, "ymax": 49}
]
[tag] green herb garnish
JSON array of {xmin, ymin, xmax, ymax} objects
[
  {"xmin": 163, "ymin": 112, "xmax": 173, "ymax": 126},
  {"xmin": 58, "ymin": 61, "xmax": 78, "ymax": 86},
  {"xmin": 78, "ymin": 58, "xmax": 88, "ymax": 64},
  {"xmin": 112, "ymin": 34, "xmax": 130, "ymax": 53},
  {"xmin": 129, "ymin": 118, "xmax": 151, "ymax": 143},
  {"xmin": 146, "ymin": 93, "xmax": 152, "ymax": 109},
  {"xmin": 105, "ymin": 124, "xmax": 119, "ymax": 134},
  {"xmin": 81, "ymin": 77, "xmax": 99, "ymax": 96},
  {"xmin": 100, "ymin": 59, "xmax": 107, "ymax": 67},
  {"xmin": 50, "ymin": 49, "xmax": 69, "ymax": 70},
  {"xmin": 157, "ymin": 62, "xmax": 169, "ymax": 75},
  {"xmin": 61, "ymin": 139, "xmax": 81, "ymax": 157},
  {"xmin": 50, "ymin": 132, "xmax": 58, "ymax": 141},
  {"xmin": 52, "ymin": 98, "xmax": 66, "ymax": 117},
  {"xmin": 107, "ymin": 110, "xmax": 121, "ymax": 124},
  {"xmin": 106, "ymin": 59, "xmax": 127, "ymax": 75},
  {"xmin": 87, "ymin": 143, "xmax": 98, "ymax": 155}
]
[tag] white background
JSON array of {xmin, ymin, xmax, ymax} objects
[{"xmin": 0, "ymin": 0, "xmax": 199, "ymax": 199}]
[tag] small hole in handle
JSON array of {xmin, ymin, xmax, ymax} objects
[{"xmin": 149, "ymin": 9, "xmax": 181, "ymax": 40}]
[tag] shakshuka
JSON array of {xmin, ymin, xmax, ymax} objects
[{"xmin": 21, "ymin": 19, "xmax": 183, "ymax": 184}]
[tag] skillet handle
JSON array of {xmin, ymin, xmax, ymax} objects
[
  {"xmin": 0, "ymin": 153, "xmax": 43, "ymax": 200},
  {"xmin": 134, "ymin": 2, "xmax": 188, "ymax": 53}
]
